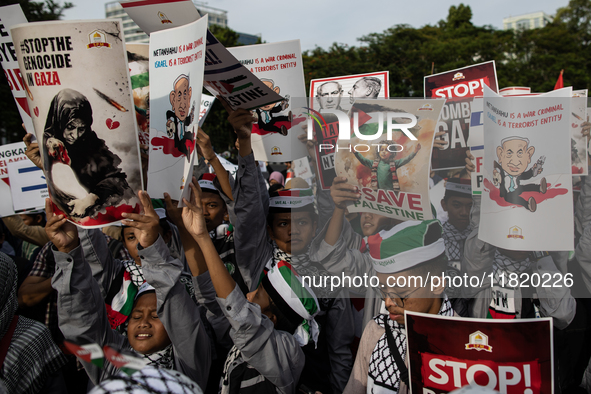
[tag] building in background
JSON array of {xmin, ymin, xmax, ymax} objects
[
  {"xmin": 503, "ymin": 11, "xmax": 553, "ymax": 31},
  {"xmin": 105, "ymin": 1, "xmax": 258, "ymax": 45}
]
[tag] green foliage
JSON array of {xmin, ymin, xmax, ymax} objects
[{"xmin": 0, "ymin": 0, "xmax": 73, "ymax": 144}]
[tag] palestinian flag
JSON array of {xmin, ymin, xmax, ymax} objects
[
  {"xmin": 105, "ymin": 270, "xmax": 139, "ymax": 329},
  {"xmin": 63, "ymin": 341, "xmax": 105, "ymax": 368},
  {"xmin": 103, "ymin": 346, "xmax": 149, "ymax": 376}
]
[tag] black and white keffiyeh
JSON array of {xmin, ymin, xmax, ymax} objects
[
  {"xmin": 0, "ymin": 253, "xmax": 67, "ymax": 394},
  {"xmin": 492, "ymin": 249, "xmax": 533, "ymax": 285},
  {"xmin": 140, "ymin": 344, "xmax": 175, "ymax": 371},
  {"xmin": 367, "ymin": 297, "xmax": 453, "ymax": 393},
  {"xmin": 442, "ymin": 221, "xmax": 471, "ymax": 262},
  {"xmin": 123, "ymin": 260, "xmax": 146, "ymax": 288},
  {"xmin": 89, "ymin": 366, "xmax": 202, "ymax": 393}
]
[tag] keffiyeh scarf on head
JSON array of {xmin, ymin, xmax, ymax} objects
[
  {"xmin": 0, "ymin": 253, "xmax": 67, "ymax": 394},
  {"xmin": 367, "ymin": 297, "xmax": 453, "ymax": 393}
]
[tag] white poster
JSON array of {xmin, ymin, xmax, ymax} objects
[
  {"xmin": 0, "ymin": 142, "xmax": 28, "ymax": 216},
  {"xmin": 198, "ymin": 93, "xmax": 214, "ymax": 127},
  {"xmin": 293, "ymin": 157, "xmax": 312, "ymax": 180},
  {"xmin": 7, "ymin": 159, "xmax": 47, "ymax": 212},
  {"xmin": 119, "ymin": 0, "xmax": 201, "ymax": 35},
  {"xmin": 0, "ymin": 5, "xmax": 34, "ymax": 134},
  {"xmin": 147, "ymin": 16, "xmax": 207, "ymax": 204},
  {"xmin": 480, "ymin": 85, "xmax": 573, "ymax": 250},
  {"xmin": 228, "ymin": 40, "xmax": 307, "ymax": 162},
  {"xmin": 11, "ymin": 20, "xmax": 143, "ymax": 228}
]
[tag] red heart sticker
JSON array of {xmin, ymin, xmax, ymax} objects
[
  {"xmin": 106, "ymin": 118, "xmax": 120, "ymax": 130},
  {"xmin": 33, "ymin": 107, "xmax": 39, "ymax": 117}
]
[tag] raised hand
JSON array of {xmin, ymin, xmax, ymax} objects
[
  {"xmin": 195, "ymin": 128, "xmax": 216, "ymax": 161},
  {"xmin": 181, "ymin": 177, "xmax": 209, "ymax": 239},
  {"xmin": 331, "ymin": 176, "xmax": 361, "ymax": 210},
  {"xmin": 24, "ymin": 133, "xmax": 43, "ymax": 169},
  {"xmin": 465, "ymin": 150, "xmax": 475, "ymax": 173},
  {"xmin": 218, "ymin": 96, "xmax": 257, "ymax": 140},
  {"xmin": 45, "ymin": 198, "xmax": 79, "ymax": 253},
  {"xmin": 432, "ymin": 131, "xmax": 448, "ymax": 150},
  {"xmin": 121, "ymin": 190, "xmax": 160, "ymax": 249}
]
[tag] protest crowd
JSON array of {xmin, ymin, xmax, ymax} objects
[{"xmin": 2, "ymin": 2, "xmax": 591, "ymax": 394}]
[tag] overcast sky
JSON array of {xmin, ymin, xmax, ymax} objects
[{"xmin": 63, "ymin": 0, "xmax": 570, "ymax": 51}]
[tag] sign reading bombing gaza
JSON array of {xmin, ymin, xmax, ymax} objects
[
  {"xmin": 424, "ymin": 61, "xmax": 498, "ymax": 170},
  {"xmin": 307, "ymin": 98, "xmax": 444, "ymax": 222}
]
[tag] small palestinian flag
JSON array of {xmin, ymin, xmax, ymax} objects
[
  {"xmin": 103, "ymin": 346, "xmax": 149, "ymax": 376},
  {"xmin": 269, "ymin": 188, "xmax": 314, "ymax": 209},
  {"xmin": 105, "ymin": 270, "xmax": 139, "ymax": 329},
  {"xmin": 63, "ymin": 341, "xmax": 105, "ymax": 368},
  {"xmin": 261, "ymin": 260, "xmax": 320, "ymax": 347},
  {"xmin": 198, "ymin": 173, "xmax": 219, "ymax": 194}
]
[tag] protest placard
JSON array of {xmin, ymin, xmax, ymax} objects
[
  {"xmin": 119, "ymin": 0, "xmax": 201, "ymax": 35},
  {"xmin": 147, "ymin": 16, "xmax": 207, "ymax": 205},
  {"xmin": 425, "ymin": 61, "xmax": 498, "ymax": 170},
  {"xmin": 406, "ymin": 312, "xmax": 553, "ymax": 394},
  {"xmin": 309, "ymin": 71, "xmax": 389, "ymax": 189},
  {"xmin": 0, "ymin": 142, "xmax": 28, "ymax": 216},
  {"xmin": 199, "ymin": 93, "xmax": 215, "ymax": 126},
  {"xmin": 7, "ymin": 159, "xmax": 47, "ymax": 212},
  {"xmin": 11, "ymin": 20, "xmax": 143, "ymax": 228},
  {"xmin": 335, "ymin": 98, "xmax": 444, "ymax": 221},
  {"xmin": 293, "ymin": 156, "xmax": 313, "ymax": 181},
  {"xmin": 480, "ymin": 85, "xmax": 573, "ymax": 251},
  {"xmin": 0, "ymin": 5, "xmax": 34, "ymax": 134},
  {"xmin": 127, "ymin": 43, "xmax": 150, "ymax": 146},
  {"xmin": 228, "ymin": 40, "xmax": 308, "ymax": 162}
]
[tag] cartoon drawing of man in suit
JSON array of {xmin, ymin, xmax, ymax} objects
[
  {"xmin": 166, "ymin": 74, "xmax": 195, "ymax": 162},
  {"xmin": 493, "ymin": 136, "xmax": 547, "ymax": 212},
  {"xmin": 254, "ymin": 79, "xmax": 291, "ymax": 136}
]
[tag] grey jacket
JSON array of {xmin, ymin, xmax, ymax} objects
[
  {"xmin": 232, "ymin": 152, "xmax": 354, "ymax": 392},
  {"xmin": 308, "ymin": 218, "xmax": 382, "ymax": 330},
  {"xmin": 52, "ymin": 234, "xmax": 211, "ymax": 390},
  {"xmin": 461, "ymin": 196, "xmax": 575, "ymax": 329},
  {"xmin": 575, "ymin": 168, "xmax": 591, "ymax": 293}
]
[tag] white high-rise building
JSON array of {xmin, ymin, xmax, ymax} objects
[{"xmin": 503, "ymin": 12, "xmax": 553, "ymax": 31}]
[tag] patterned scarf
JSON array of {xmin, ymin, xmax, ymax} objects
[
  {"xmin": 492, "ymin": 249, "xmax": 532, "ymax": 283},
  {"xmin": 367, "ymin": 297, "xmax": 453, "ymax": 393},
  {"xmin": 123, "ymin": 260, "xmax": 145, "ymax": 288},
  {"xmin": 89, "ymin": 365, "xmax": 201, "ymax": 393},
  {"xmin": 140, "ymin": 344, "xmax": 174, "ymax": 371},
  {"xmin": 442, "ymin": 221, "xmax": 472, "ymax": 262},
  {"xmin": 371, "ymin": 159, "xmax": 398, "ymax": 191},
  {"xmin": 0, "ymin": 253, "xmax": 67, "ymax": 394}
]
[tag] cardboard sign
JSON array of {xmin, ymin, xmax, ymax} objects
[
  {"xmin": 7, "ymin": 159, "xmax": 47, "ymax": 212},
  {"xmin": 0, "ymin": 142, "xmax": 28, "ymax": 216},
  {"xmin": 119, "ymin": 0, "xmax": 201, "ymax": 35},
  {"xmin": 309, "ymin": 71, "xmax": 389, "ymax": 189},
  {"xmin": 425, "ymin": 61, "xmax": 498, "ymax": 170},
  {"xmin": 335, "ymin": 98, "xmax": 445, "ymax": 221},
  {"xmin": 0, "ymin": 5, "xmax": 34, "ymax": 134},
  {"xmin": 406, "ymin": 312, "xmax": 553, "ymax": 394},
  {"xmin": 11, "ymin": 20, "xmax": 143, "ymax": 228},
  {"xmin": 228, "ymin": 40, "xmax": 308, "ymax": 162},
  {"xmin": 147, "ymin": 16, "xmax": 208, "ymax": 205},
  {"xmin": 480, "ymin": 85, "xmax": 573, "ymax": 251}
]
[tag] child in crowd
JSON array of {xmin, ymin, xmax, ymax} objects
[
  {"xmin": 344, "ymin": 220, "xmax": 453, "ymax": 394},
  {"xmin": 226, "ymin": 102, "xmax": 354, "ymax": 393},
  {"xmin": 49, "ymin": 192, "xmax": 211, "ymax": 390},
  {"xmin": 181, "ymin": 176, "xmax": 318, "ymax": 394}
]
